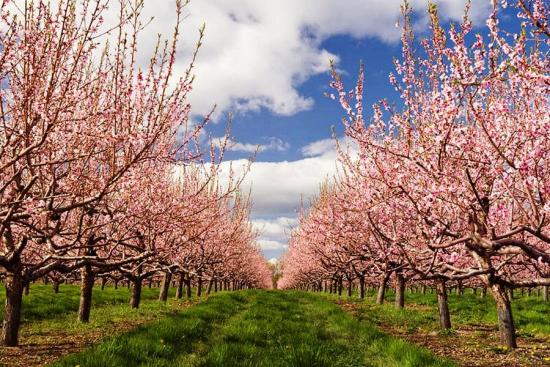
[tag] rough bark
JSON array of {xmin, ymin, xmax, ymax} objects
[
  {"xmin": 158, "ymin": 272, "xmax": 172, "ymax": 302},
  {"xmin": 395, "ymin": 272, "xmax": 405, "ymax": 309},
  {"xmin": 347, "ymin": 279, "xmax": 353, "ymax": 297},
  {"xmin": 52, "ymin": 281, "xmax": 60, "ymax": 294},
  {"xmin": 359, "ymin": 275, "xmax": 365, "ymax": 299},
  {"xmin": 436, "ymin": 279, "xmax": 452, "ymax": 329},
  {"xmin": 175, "ymin": 273, "xmax": 184, "ymax": 299},
  {"xmin": 490, "ymin": 283, "xmax": 517, "ymax": 348},
  {"xmin": 130, "ymin": 277, "xmax": 142, "ymax": 309},
  {"xmin": 1, "ymin": 271, "xmax": 24, "ymax": 346},
  {"xmin": 78, "ymin": 265, "xmax": 95, "ymax": 323},
  {"xmin": 543, "ymin": 286, "xmax": 549, "ymax": 302},
  {"xmin": 376, "ymin": 273, "xmax": 390, "ymax": 305},
  {"xmin": 185, "ymin": 274, "xmax": 192, "ymax": 298},
  {"xmin": 206, "ymin": 279, "xmax": 214, "ymax": 295},
  {"xmin": 196, "ymin": 276, "xmax": 202, "ymax": 297}
]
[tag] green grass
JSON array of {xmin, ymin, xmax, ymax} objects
[
  {"xmin": 53, "ymin": 290, "xmax": 455, "ymax": 367},
  {"xmin": 330, "ymin": 288, "xmax": 550, "ymax": 338},
  {"xmin": 0, "ymin": 283, "xmax": 173, "ymax": 323}
]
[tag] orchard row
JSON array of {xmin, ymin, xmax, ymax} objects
[
  {"xmin": 0, "ymin": 0, "xmax": 271, "ymax": 347},
  {"xmin": 280, "ymin": 0, "xmax": 549, "ymax": 350}
]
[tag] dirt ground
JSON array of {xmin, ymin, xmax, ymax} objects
[{"xmin": 338, "ymin": 301, "xmax": 550, "ymax": 367}]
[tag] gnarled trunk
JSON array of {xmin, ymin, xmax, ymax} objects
[
  {"xmin": 78, "ymin": 264, "xmax": 95, "ymax": 323},
  {"xmin": 130, "ymin": 277, "xmax": 142, "ymax": 309},
  {"xmin": 159, "ymin": 272, "xmax": 172, "ymax": 302},
  {"xmin": 359, "ymin": 275, "xmax": 365, "ymax": 299},
  {"xmin": 196, "ymin": 276, "xmax": 203, "ymax": 297},
  {"xmin": 52, "ymin": 281, "xmax": 60, "ymax": 294},
  {"xmin": 206, "ymin": 279, "xmax": 214, "ymax": 295},
  {"xmin": 490, "ymin": 283, "xmax": 517, "ymax": 348},
  {"xmin": 376, "ymin": 273, "xmax": 390, "ymax": 305},
  {"xmin": 185, "ymin": 274, "xmax": 192, "ymax": 298},
  {"xmin": 394, "ymin": 272, "xmax": 405, "ymax": 309},
  {"xmin": 175, "ymin": 273, "xmax": 184, "ymax": 299},
  {"xmin": 2, "ymin": 271, "xmax": 24, "ymax": 346},
  {"xmin": 436, "ymin": 279, "xmax": 451, "ymax": 329}
]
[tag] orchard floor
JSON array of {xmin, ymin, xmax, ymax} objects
[{"xmin": 0, "ymin": 287, "xmax": 548, "ymax": 367}]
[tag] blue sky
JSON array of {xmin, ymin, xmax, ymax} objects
[{"xmin": 119, "ymin": 0, "xmax": 521, "ymax": 260}]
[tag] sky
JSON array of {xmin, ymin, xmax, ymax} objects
[{"xmin": 111, "ymin": 0, "xmax": 517, "ymax": 260}]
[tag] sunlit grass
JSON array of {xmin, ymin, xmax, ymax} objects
[
  {"xmin": 322, "ymin": 287, "xmax": 550, "ymax": 338},
  {"xmin": 54, "ymin": 290, "xmax": 455, "ymax": 367},
  {"xmin": 0, "ymin": 283, "xmax": 174, "ymax": 323}
]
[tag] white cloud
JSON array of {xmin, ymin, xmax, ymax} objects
[
  {"xmin": 9, "ymin": 1, "xmax": 491, "ymax": 120},
  {"xmin": 217, "ymin": 138, "xmax": 360, "ymax": 257},
  {"xmin": 84, "ymin": 0, "xmax": 491, "ymax": 120},
  {"xmin": 222, "ymin": 154, "xmax": 338, "ymax": 218},
  {"xmin": 258, "ymin": 239, "xmax": 288, "ymax": 251},
  {"xmin": 252, "ymin": 216, "xmax": 298, "ymax": 244},
  {"xmin": 301, "ymin": 138, "xmax": 337, "ymax": 157},
  {"xmin": 212, "ymin": 136, "xmax": 289, "ymax": 154}
]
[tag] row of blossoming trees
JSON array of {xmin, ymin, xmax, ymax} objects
[
  {"xmin": 0, "ymin": 0, "xmax": 271, "ymax": 347},
  {"xmin": 280, "ymin": 0, "xmax": 549, "ymax": 349}
]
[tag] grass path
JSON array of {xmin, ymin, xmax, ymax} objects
[{"xmin": 54, "ymin": 290, "xmax": 455, "ymax": 367}]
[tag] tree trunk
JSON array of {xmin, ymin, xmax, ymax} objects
[
  {"xmin": 206, "ymin": 279, "xmax": 214, "ymax": 295},
  {"xmin": 436, "ymin": 280, "xmax": 451, "ymax": 329},
  {"xmin": 421, "ymin": 284, "xmax": 427, "ymax": 294},
  {"xmin": 176, "ymin": 273, "xmax": 184, "ymax": 299},
  {"xmin": 337, "ymin": 278, "xmax": 342, "ymax": 296},
  {"xmin": 24, "ymin": 283, "xmax": 30, "ymax": 296},
  {"xmin": 52, "ymin": 281, "xmax": 60, "ymax": 294},
  {"xmin": 185, "ymin": 274, "xmax": 192, "ymax": 298},
  {"xmin": 130, "ymin": 278, "xmax": 142, "ymax": 309},
  {"xmin": 507, "ymin": 287, "xmax": 514, "ymax": 300},
  {"xmin": 78, "ymin": 265, "xmax": 95, "ymax": 323},
  {"xmin": 100, "ymin": 277, "xmax": 107, "ymax": 290},
  {"xmin": 376, "ymin": 274, "xmax": 390, "ymax": 305},
  {"xmin": 114, "ymin": 279, "xmax": 119, "ymax": 289},
  {"xmin": 347, "ymin": 279, "xmax": 353, "ymax": 297},
  {"xmin": 1, "ymin": 271, "xmax": 24, "ymax": 346},
  {"xmin": 480, "ymin": 286, "xmax": 486, "ymax": 298},
  {"xmin": 395, "ymin": 272, "xmax": 405, "ymax": 309},
  {"xmin": 490, "ymin": 283, "xmax": 517, "ymax": 348},
  {"xmin": 197, "ymin": 276, "xmax": 203, "ymax": 297},
  {"xmin": 214, "ymin": 280, "xmax": 218, "ymax": 292},
  {"xmin": 543, "ymin": 286, "xmax": 549, "ymax": 302},
  {"xmin": 359, "ymin": 275, "xmax": 365, "ymax": 299},
  {"xmin": 159, "ymin": 272, "xmax": 172, "ymax": 302}
]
